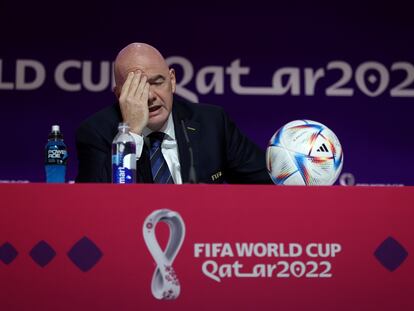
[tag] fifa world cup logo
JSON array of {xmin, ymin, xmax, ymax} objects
[{"xmin": 143, "ymin": 209, "xmax": 186, "ymax": 300}]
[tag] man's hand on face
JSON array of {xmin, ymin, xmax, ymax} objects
[{"xmin": 118, "ymin": 71, "xmax": 150, "ymax": 134}]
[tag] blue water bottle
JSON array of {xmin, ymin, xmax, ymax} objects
[
  {"xmin": 112, "ymin": 122, "xmax": 136, "ymax": 183},
  {"xmin": 45, "ymin": 125, "xmax": 68, "ymax": 183}
]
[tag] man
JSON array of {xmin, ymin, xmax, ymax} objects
[{"xmin": 76, "ymin": 42, "xmax": 271, "ymax": 184}]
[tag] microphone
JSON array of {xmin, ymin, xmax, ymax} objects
[{"xmin": 180, "ymin": 120, "xmax": 197, "ymax": 184}]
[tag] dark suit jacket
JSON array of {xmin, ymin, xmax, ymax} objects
[{"xmin": 75, "ymin": 98, "xmax": 272, "ymax": 184}]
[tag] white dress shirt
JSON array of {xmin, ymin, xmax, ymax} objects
[{"xmin": 129, "ymin": 114, "xmax": 183, "ymax": 184}]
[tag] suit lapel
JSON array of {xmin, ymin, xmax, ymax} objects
[{"xmin": 172, "ymin": 101, "xmax": 200, "ymax": 183}]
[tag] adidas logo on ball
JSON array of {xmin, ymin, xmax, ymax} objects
[{"xmin": 316, "ymin": 143, "xmax": 329, "ymax": 153}]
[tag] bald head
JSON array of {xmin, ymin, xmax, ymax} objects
[{"xmin": 114, "ymin": 43, "xmax": 170, "ymax": 88}]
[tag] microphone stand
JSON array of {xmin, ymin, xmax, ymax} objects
[{"xmin": 181, "ymin": 120, "xmax": 198, "ymax": 184}]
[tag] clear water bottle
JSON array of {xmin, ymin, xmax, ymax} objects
[
  {"xmin": 112, "ymin": 122, "xmax": 136, "ymax": 183},
  {"xmin": 45, "ymin": 125, "xmax": 68, "ymax": 183}
]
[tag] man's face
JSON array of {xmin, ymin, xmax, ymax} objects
[
  {"xmin": 116, "ymin": 53, "xmax": 176, "ymax": 131},
  {"xmin": 144, "ymin": 67, "xmax": 176, "ymax": 131}
]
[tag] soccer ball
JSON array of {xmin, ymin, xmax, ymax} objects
[{"xmin": 266, "ymin": 120, "xmax": 343, "ymax": 185}]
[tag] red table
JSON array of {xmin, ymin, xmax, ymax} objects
[{"xmin": 1, "ymin": 184, "xmax": 413, "ymax": 310}]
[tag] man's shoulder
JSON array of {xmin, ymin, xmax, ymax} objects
[
  {"xmin": 80, "ymin": 104, "xmax": 120, "ymax": 127},
  {"xmin": 76, "ymin": 103, "xmax": 121, "ymax": 141},
  {"xmin": 173, "ymin": 98, "xmax": 226, "ymax": 120}
]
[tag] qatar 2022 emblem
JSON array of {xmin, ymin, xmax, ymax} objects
[{"xmin": 143, "ymin": 209, "xmax": 186, "ymax": 300}]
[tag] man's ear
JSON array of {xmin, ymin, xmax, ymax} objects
[{"xmin": 169, "ymin": 68, "xmax": 176, "ymax": 93}]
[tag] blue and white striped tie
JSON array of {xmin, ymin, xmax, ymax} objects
[{"xmin": 148, "ymin": 132, "xmax": 173, "ymax": 184}]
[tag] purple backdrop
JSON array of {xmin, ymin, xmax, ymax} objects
[{"xmin": 1, "ymin": 2, "xmax": 413, "ymax": 184}]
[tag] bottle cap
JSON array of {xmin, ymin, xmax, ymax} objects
[
  {"xmin": 52, "ymin": 125, "xmax": 60, "ymax": 132},
  {"xmin": 49, "ymin": 125, "xmax": 63, "ymax": 140},
  {"xmin": 118, "ymin": 122, "xmax": 129, "ymax": 130}
]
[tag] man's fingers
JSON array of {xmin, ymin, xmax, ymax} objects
[
  {"xmin": 141, "ymin": 82, "xmax": 150, "ymax": 103},
  {"xmin": 119, "ymin": 72, "xmax": 134, "ymax": 102},
  {"xmin": 134, "ymin": 74, "xmax": 148, "ymax": 98},
  {"xmin": 120, "ymin": 71, "xmax": 142, "ymax": 102},
  {"xmin": 128, "ymin": 71, "xmax": 142, "ymax": 98}
]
